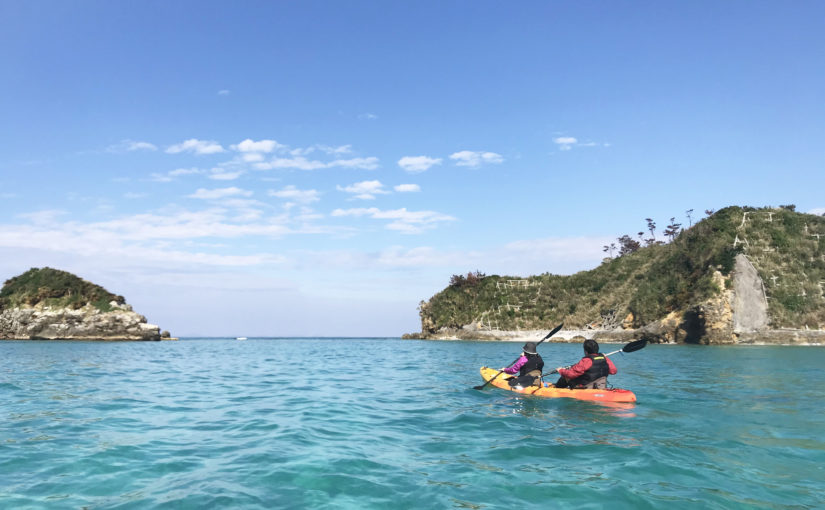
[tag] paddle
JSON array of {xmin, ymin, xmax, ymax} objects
[
  {"xmin": 473, "ymin": 323, "xmax": 563, "ymax": 390},
  {"xmin": 541, "ymin": 338, "xmax": 648, "ymax": 377}
]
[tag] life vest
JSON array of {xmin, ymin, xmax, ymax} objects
[
  {"xmin": 569, "ymin": 353, "xmax": 609, "ymax": 387},
  {"xmin": 508, "ymin": 353, "xmax": 545, "ymax": 388},
  {"xmin": 519, "ymin": 353, "xmax": 544, "ymax": 377}
]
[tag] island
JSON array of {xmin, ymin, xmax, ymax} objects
[
  {"xmin": 0, "ymin": 267, "xmax": 170, "ymax": 341},
  {"xmin": 405, "ymin": 206, "xmax": 825, "ymax": 345}
]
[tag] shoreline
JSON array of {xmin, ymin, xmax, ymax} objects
[{"xmin": 405, "ymin": 327, "xmax": 825, "ymax": 346}]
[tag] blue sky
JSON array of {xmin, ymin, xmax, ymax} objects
[{"xmin": 1, "ymin": 1, "xmax": 824, "ymax": 336}]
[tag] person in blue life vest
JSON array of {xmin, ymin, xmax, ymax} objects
[
  {"xmin": 501, "ymin": 341, "xmax": 544, "ymax": 388},
  {"xmin": 554, "ymin": 339, "xmax": 617, "ymax": 389}
]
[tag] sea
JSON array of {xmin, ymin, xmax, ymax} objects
[{"xmin": 2, "ymin": 338, "xmax": 824, "ymax": 509}]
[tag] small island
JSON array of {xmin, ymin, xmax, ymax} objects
[{"xmin": 0, "ymin": 267, "xmax": 170, "ymax": 341}]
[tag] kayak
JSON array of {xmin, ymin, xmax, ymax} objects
[{"xmin": 479, "ymin": 367, "xmax": 637, "ymax": 403}]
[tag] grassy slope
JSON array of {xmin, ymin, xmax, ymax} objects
[
  {"xmin": 419, "ymin": 206, "xmax": 825, "ymax": 333},
  {"xmin": 0, "ymin": 267, "xmax": 124, "ymax": 312}
]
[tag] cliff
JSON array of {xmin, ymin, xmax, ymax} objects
[
  {"xmin": 0, "ymin": 267, "xmax": 164, "ymax": 341},
  {"xmin": 409, "ymin": 206, "xmax": 825, "ymax": 344}
]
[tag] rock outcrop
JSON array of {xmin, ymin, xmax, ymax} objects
[{"xmin": 0, "ymin": 302, "xmax": 161, "ymax": 341}]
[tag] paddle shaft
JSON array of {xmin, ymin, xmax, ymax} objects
[
  {"xmin": 473, "ymin": 323, "xmax": 563, "ymax": 390},
  {"xmin": 541, "ymin": 338, "xmax": 647, "ymax": 377}
]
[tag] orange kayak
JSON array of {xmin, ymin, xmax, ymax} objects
[{"xmin": 479, "ymin": 367, "xmax": 637, "ymax": 403}]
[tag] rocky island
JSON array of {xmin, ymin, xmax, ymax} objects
[
  {"xmin": 0, "ymin": 267, "xmax": 168, "ymax": 341},
  {"xmin": 406, "ymin": 206, "xmax": 825, "ymax": 345}
]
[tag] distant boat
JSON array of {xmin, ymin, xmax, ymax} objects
[{"xmin": 236, "ymin": 337, "xmax": 248, "ymax": 341}]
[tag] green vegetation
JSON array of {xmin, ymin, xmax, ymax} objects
[
  {"xmin": 418, "ymin": 206, "xmax": 825, "ymax": 333},
  {"xmin": 0, "ymin": 267, "xmax": 124, "ymax": 312}
]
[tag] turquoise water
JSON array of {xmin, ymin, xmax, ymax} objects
[{"xmin": 2, "ymin": 339, "xmax": 824, "ymax": 509}]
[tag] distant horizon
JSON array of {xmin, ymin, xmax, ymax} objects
[{"xmin": 2, "ymin": 1, "xmax": 824, "ymax": 336}]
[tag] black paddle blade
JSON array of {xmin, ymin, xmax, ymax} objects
[
  {"xmin": 542, "ymin": 323, "xmax": 564, "ymax": 341},
  {"xmin": 622, "ymin": 339, "xmax": 648, "ymax": 353}
]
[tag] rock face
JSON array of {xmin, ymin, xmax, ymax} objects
[
  {"xmin": 731, "ymin": 254, "xmax": 769, "ymax": 333},
  {"xmin": 0, "ymin": 267, "xmax": 163, "ymax": 341},
  {"xmin": 0, "ymin": 301, "xmax": 161, "ymax": 341}
]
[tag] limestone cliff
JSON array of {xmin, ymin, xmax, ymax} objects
[{"xmin": 0, "ymin": 268, "xmax": 163, "ymax": 341}]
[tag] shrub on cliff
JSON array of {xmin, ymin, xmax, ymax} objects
[{"xmin": 0, "ymin": 267, "xmax": 124, "ymax": 312}]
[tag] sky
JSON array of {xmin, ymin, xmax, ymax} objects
[{"xmin": 1, "ymin": 1, "xmax": 824, "ymax": 336}]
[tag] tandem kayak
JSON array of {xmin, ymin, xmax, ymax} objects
[{"xmin": 479, "ymin": 367, "xmax": 637, "ymax": 403}]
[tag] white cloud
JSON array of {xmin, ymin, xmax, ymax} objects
[
  {"xmin": 255, "ymin": 156, "xmax": 379, "ymax": 171},
  {"xmin": 809, "ymin": 207, "xmax": 825, "ymax": 216},
  {"xmin": 317, "ymin": 145, "xmax": 353, "ymax": 155},
  {"xmin": 188, "ymin": 187, "xmax": 253, "ymax": 200},
  {"xmin": 358, "ymin": 113, "xmax": 378, "ymax": 120},
  {"xmin": 269, "ymin": 185, "xmax": 320, "ymax": 204},
  {"xmin": 231, "ymin": 139, "xmax": 283, "ymax": 153},
  {"xmin": 255, "ymin": 156, "xmax": 328, "ymax": 171},
  {"xmin": 107, "ymin": 139, "xmax": 158, "ymax": 153},
  {"xmin": 150, "ymin": 167, "xmax": 202, "ymax": 182},
  {"xmin": 166, "ymin": 139, "xmax": 226, "ymax": 155},
  {"xmin": 394, "ymin": 184, "xmax": 421, "ymax": 193},
  {"xmin": 553, "ymin": 136, "xmax": 606, "ymax": 151},
  {"xmin": 218, "ymin": 89, "xmax": 230, "ymax": 95},
  {"xmin": 208, "ymin": 169, "xmax": 244, "ymax": 180},
  {"xmin": 241, "ymin": 153, "xmax": 265, "ymax": 163},
  {"xmin": 127, "ymin": 141, "xmax": 157, "ymax": 151},
  {"xmin": 331, "ymin": 207, "xmax": 455, "ymax": 234},
  {"xmin": 398, "ymin": 156, "xmax": 442, "ymax": 173},
  {"xmin": 449, "ymin": 151, "xmax": 504, "ymax": 167},
  {"xmin": 170, "ymin": 167, "xmax": 201, "ymax": 177},
  {"xmin": 337, "ymin": 180, "xmax": 389, "ymax": 200},
  {"xmin": 17, "ymin": 209, "xmax": 67, "ymax": 225},
  {"xmin": 327, "ymin": 157, "xmax": 380, "ymax": 170}
]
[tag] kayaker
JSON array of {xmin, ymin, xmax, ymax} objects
[
  {"xmin": 554, "ymin": 339, "xmax": 617, "ymax": 389},
  {"xmin": 501, "ymin": 341, "xmax": 544, "ymax": 388}
]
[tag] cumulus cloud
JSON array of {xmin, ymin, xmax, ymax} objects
[
  {"xmin": 208, "ymin": 169, "xmax": 244, "ymax": 180},
  {"xmin": 17, "ymin": 209, "xmax": 67, "ymax": 225},
  {"xmin": 188, "ymin": 187, "xmax": 253, "ymax": 200},
  {"xmin": 317, "ymin": 145, "xmax": 353, "ymax": 155},
  {"xmin": 254, "ymin": 157, "xmax": 328, "ymax": 171},
  {"xmin": 809, "ymin": 207, "xmax": 825, "ymax": 216},
  {"xmin": 231, "ymin": 139, "xmax": 284, "ymax": 153},
  {"xmin": 553, "ymin": 137, "xmax": 577, "ymax": 151},
  {"xmin": 394, "ymin": 184, "xmax": 421, "ymax": 193},
  {"xmin": 150, "ymin": 167, "xmax": 202, "ymax": 182},
  {"xmin": 107, "ymin": 139, "xmax": 158, "ymax": 153},
  {"xmin": 449, "ymin": 151, "xmax": 504, "ymax": 167},
  {"xmin": 255, "ymin": 156, "xmax": 379, "ymax": 171},
  {"xmin": 269, "ymin": 185, "xmax": 320, "ymax": 204},
  {"xmin": 337, "ymin": 180, "xmax": 389, "ymax": 200},
  {"xmin": 166, "ymin": 139, "xmax": 226, "ymax": 155},
  {"xmin": 553, "ymin": 136, "xmax": 607, "ymax": 151},
  {"xmin": 331, "ymin": 207, "xmax": 455, "ymax": 234},
  {"xmin": 398, "ymin": 156, "xmax": 442, "ymax": 173},
  {"xmin": 328, "ymin": 157, "xmax": 380, "ymax": 170}
]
